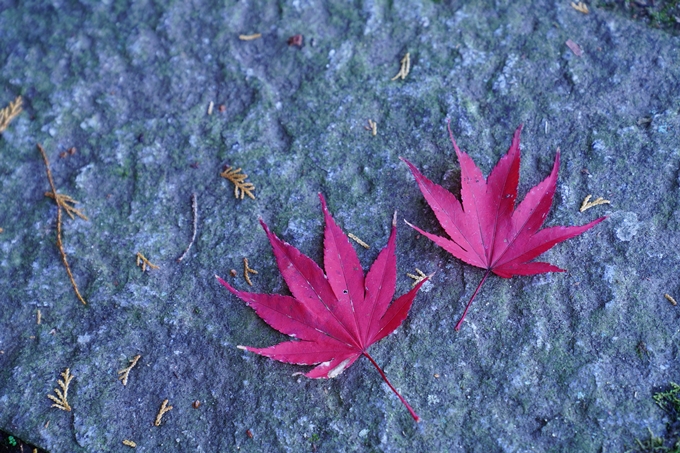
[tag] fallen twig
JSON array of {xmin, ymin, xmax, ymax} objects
[{"xmin": 38, "ymin": 144, "xmax": 88, "ymax": 305}]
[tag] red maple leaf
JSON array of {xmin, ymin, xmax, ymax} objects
[
  {"xmin": 216, "ymin": 194, "xmax": 427, "ymax": 421},
  {"xmin": 402, "ymin": 123, "xmax": 605, "ymax": 331}
]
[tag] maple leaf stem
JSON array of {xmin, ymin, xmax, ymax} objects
[
  {"xmin": 362, "ymin": 352, "xmax": 420, "ymax": 422},
  {"xmin": 454, "ymin": 269, "xmax": 491, "ymax": 331}
]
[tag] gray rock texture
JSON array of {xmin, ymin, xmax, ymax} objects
[{"xmin": 1, "ymin": 1, "xmax": 679, "ymax": 452}]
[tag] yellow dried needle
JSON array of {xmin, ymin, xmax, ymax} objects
[
  {"xmin": 364, "ymin": 119, "xmax": 377, "ymax": 136},
  {"xmin": 118, "ymin": 354, "xmax": 141, "ymax": 386},
  {"xmin": 243, "ymin": 258, "xmax": 258, "ymax": 286},
  {"xmin": 0, "ymin": 95, "xmax": 22, "ymax": 133},
  {"xmin": 665, "ymin": 293, "xmax": 677, "ymax": 306},
  {"xmin": 391, "ymin": 52, "xmax": 411, "ymax": 81},
  {"xmin": 239, "ymin": 33, "xmax": 262, "ymax": 41},
  {"xmin": 348, "ymin": 233, "xmax": 370, "ymax": 249},
  {"xmin": 136, "ymin": 252, "xmax": 159, "ymax": 272},
  {"xmin": 570, "ymin": 1, "xmax": 589, "ymax": 14},
  {"xmin": 154, "ymin": 399, "xmax": 173, "ymax": 426},
  {"xmin": 37, "ymin": 309, "xmax": 41, "ymax": 325},
  {"xmin": 580, "ymin": 194, "xmax": 611, "ymax": 212},
  {"xmin": 406, "ymin": 268, "xmax": 428, "ymax": 288},
  {"xmin": 122, "ymin": 439, "xmax": 137, "ymax": 448},
  {"xmin": 221, "ymin": 166, "xmax": 256, "ymax": 200},
  {"xmin": 47, "ymin": 368, "xmax": 74, "ymax": 411}
]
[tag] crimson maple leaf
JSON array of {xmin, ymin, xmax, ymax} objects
[
  {"xmin": 216, "ymin": 194, "xmax": 427, "ymax": 421},
  {"xmin": 402, "ymin": 123, "xmax": 605, "ymax": 331}
]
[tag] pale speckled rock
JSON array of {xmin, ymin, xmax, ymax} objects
[{"xmin": 0, "ymin": 1, "xmax": 679, "ymax": 452}]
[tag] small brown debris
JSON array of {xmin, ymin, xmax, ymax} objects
[
  {"xmin": 136, "ymin": 252, "xmax": 159, "ymax": 272},
  {"xmin": 118, "ymin": 354, "xmax": 141, "ymax": 386},
  {"xmin": 239, "ymin": 33, "xmax": 262, "ymax": 41},
  {"xmin": 243, "ymin": 258, "xmax": 258, "ymax": 286},
  {"xmin": 219, "ymin": 104, "xmax": 226, "ymax": 112},
  {"xmin": 59, "ymin": 151, "xmax": 68, "ymax": 158},
  {"xmin": 154, "ymin": 399, "xmax": 173, "ymax": 426},
  {"xmin": 434, "ymin": 374, "xmax": 440, "ymax": 378},
  {"xmin": 665, "ymin": 293, "xmax": 677, "ymax": 306},
  {"xmin": 407, "ymin": 268, "xmax": 428, "ymax": 287},
  {"xmin": 579, "ymin": 194, "xmax": 610, "ymax": 212},
  {"xmin": 0, "ymin": 95, "xmax": 22, "ymax": 133},
  {"xmin": 287, "ymin": 34, "xmax": 303, "ymax": 47},
  {"xmin": 230, "ymin": 269, "xmax": 238, "ymax": 277},
  {"xmin": 246, "ymin": 429, "xmax": 254, "ymax": 438},
  {"xmin": 47, "ymin": 368, "xmax": 74, "ymax": 411},
  {"xmin": 364, "ymin": 119, "xmax": 377, "ymax": 136},
  {"xmin": 122, "ymin": 439, "xmax": 137, "ymax": 448},
  {"xmin": 68, "ymin": 147, "xmax": 76, "ymax": 155},
  {"xmin": 221, "ymin": 165, "xmax": 256, "ymax": 200},
  {"xmin": 565, "ymin": 39, "xmax": 583, "ymax": 56},
  {"xmin": 192, "ymin": 400, "xmax": 201, "ymax": 409},
  {"xmin": 391, "ymin": 52, "xmax": 411, "ymax": 81},
  {"xmin": 570, "ymin": 1, "xmax": 589, "ymax": 13},
  {"xmin": 348, "ymin": 233, "xmax": 370, "ymax": 249}
]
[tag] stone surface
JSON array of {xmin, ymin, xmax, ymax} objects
[{"xmin": 0, "ymin": 1, "xmax": 679, "ymax": 452}]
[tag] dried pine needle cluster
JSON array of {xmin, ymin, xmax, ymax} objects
[
  {"xmin": 47, "ymin": 368, "xmax": 74, "ymax": 411},
  {"xmin": 407, "ymin": 268, "xmax": 428, "ymax": 287},
  {"xmin": 364, "ymin": 119, "xmax": 377, "ymax": 136},
  {"xmin": 391, "ymin": 53, "xmax": 410, "ymax": 81},
  {"xmin": 570, "ymin": 1, "xmax": 589, "ymax": 13},
  {"xmin": 243, "ymin": 257, "xmax": 258, "ymax": 286},
  {"xmin": 136, "ymin": 252, "xmax": 159, "ymax": 272},
  {"xmin": 580, "ymin": 194, "xmax": 610, "ymax": 212},
  {"xmin": 118, "ymin": 355, "xmax": 141, "ymax": 386},
  {"xmin": 44, "ymin": 191, "xmax": 88, "ymax": 221},
  {"xmin": 0, "ymin": 95, "xmax": 22, "ymax": 133},
  {"xmin": 38, "ymin": 144, "xmax": 88, "ymax": 305},
  {"xmin": 154, "ymin": 399, "xmax": 173, "ymax": 426},
  {"xmin": 221, "ymin": 166, "xmax": 256, "ymax": 199}
]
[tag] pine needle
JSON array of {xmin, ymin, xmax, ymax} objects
[
  {"xmin": 118, "ymin": 355, "xmax": 141, "ymax": 386},
  {"xmin": 221, "ymin": 166, "xmax": 256, "ymax": 200},
  {"xmin": 47, "ymin": 368, "xmax": 74, "ymax": 411},
  {"xmin": 580, "ymin": 194, "xmax": 610, "ymax": 212},
  {"xmin": 154, "ymin": 399, "xmax": 173, "ymax": 426},
  {"xmin": 0, "ymin": 96, "xmax": 22, "ymax": 133},
  {"xmin": 136, "ymin": 252, "xmax": 159, "ymax": 272},
  {"xmin": 243, "ymin": 258, "xmax": 258, "ymax": 286},
  {"xmin": 391, "ymin": 53, "xmax": 410, "ymax": 81}
]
